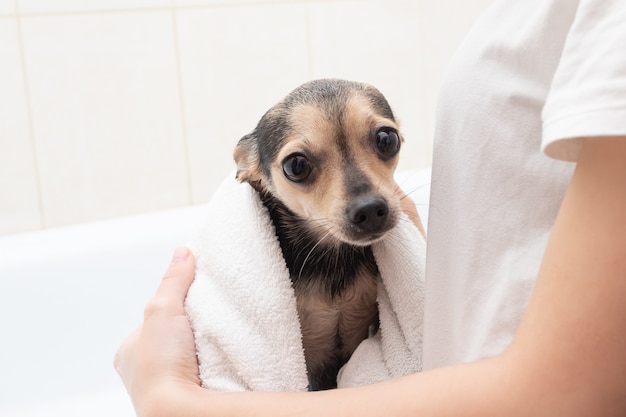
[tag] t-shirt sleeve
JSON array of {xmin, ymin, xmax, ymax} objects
[{"xmin": 542, "ymin": 0, "xmax": 626, "ymax": 162}]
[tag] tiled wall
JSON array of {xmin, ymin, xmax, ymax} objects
[{"xmin": 0, "ymin": 0, "xmax": 494, "ymax": 236}]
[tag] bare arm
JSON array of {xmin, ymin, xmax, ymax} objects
[
  {"xmin": 507, "ymin": 136, "xmax": 626, "ymax": 413},
  {"xmin": 117, "ymin": 137, "xmax": 626, "ymax": 417}
]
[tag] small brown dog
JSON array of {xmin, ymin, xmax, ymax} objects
[{"xmin": 234, "ymin": 79, "xmax": 404, "ymax": 390}]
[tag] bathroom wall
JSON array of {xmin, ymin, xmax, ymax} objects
[{"xmin": 0, "ymin": 0, "xmax": 494, "ymax": 236}]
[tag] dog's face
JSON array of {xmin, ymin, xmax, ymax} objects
[{"xmin": 234, "ymin": 79, "xmax": 403, "ymax": 246}]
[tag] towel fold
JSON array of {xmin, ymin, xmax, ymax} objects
[{"xmin": 185, "ymin": 173, "xmax": 425, "ymax": 391}]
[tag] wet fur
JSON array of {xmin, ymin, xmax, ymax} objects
[{"xmin": 234, "ymin": 79, "xmax": 402, "ymax": 390}]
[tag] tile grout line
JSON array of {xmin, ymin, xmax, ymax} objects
[
  {"xmin": 415, "ymin": 0, "xmax": 432, "ymax": 167},
  {"xmin": 170, "ymin": 9, "xmax": 194, "ymax": 206},
  {"xmin": 8, "ymin": 0, "xmax": 361, "ymax": 19},
  {"xmin": 14, "ymin": 0, "xmax": 47, "ymax": 229},
  {"xmin": 304, "ymin": 0, "xmax": 314, "ymax": 80}
]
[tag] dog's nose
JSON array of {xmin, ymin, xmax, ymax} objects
[{"xmin": 347, "ymin": 196, "xmax": 389, "ymax": 233}]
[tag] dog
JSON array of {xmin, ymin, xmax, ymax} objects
[{"xmin": 233, "ymin": 79, "xmax": 404, "ymax": 390}]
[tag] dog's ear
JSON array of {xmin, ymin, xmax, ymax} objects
[{"xmin": 233, "ymin": 133, "xmax": 262, "ymax": 184}]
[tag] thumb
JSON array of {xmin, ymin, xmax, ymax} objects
[{"xmin": 153, "ymin": 246, "xmax": 196, "ymax": 304}]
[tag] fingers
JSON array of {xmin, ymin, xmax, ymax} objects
[
  {"xmin": 114, "ymin": 246, "xmax": 199, "ymax": 406},
  {"xmin": 146, "ymin": 247, "xmax": 196, "ymax": 315},
  {"xmin": 397, "ymin": 188, "xmax": 426, "ymax": 237}
]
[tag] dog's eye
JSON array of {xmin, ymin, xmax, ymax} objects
[
  {"xmin": 282, "ymin": 154, "xmax": 312, "ymax": 182},
  {"xmin": 375, "ymin": 129, "xmax": 400, "ymax": 157}
]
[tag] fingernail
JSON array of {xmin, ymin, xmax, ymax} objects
[{"xmin": 172, "ymin": 246, "xmax": 190, "ymax": 262}]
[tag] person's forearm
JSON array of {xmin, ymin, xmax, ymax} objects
[{"xmin": 183, "ymin": 356, "xmax": 511, "ymax": 417}]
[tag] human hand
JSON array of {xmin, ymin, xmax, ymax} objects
[
  {"xmin": 114, "ymin": 247, "xmax": 202, "ymax": 416},
  {"xmin": 396, "ymin": 184, "xmax": 425, "ymax": 237}
]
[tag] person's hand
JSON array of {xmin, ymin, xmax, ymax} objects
[
  {"xmin": 396, "ymin": 184, "xmax": 425, "ymax": 237},
  {"xmin": 114, "ymin": 246, "xmax": 201, "ymax": 416}
]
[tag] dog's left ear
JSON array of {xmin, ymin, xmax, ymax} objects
[{"xmin": 233, "ymin": 133, "xmax": 262, "ymax": 184}]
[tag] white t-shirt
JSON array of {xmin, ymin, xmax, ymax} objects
[{"xmin": 423, "ymin": 0, "xmax": 626, "ymax": 370}]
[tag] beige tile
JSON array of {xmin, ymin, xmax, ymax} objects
[
  {"xmin": 21, "ymin": 12, "xmax": 189, "ymax": 228},
  {"xmin": 416, "ymin": 0, "xmax": 495, "ymax": 161},
  {"xmin": 0, "ymin": 0, "xmax": 15, "ymax": 15},
  {"xmin": 0, "ymin": 18, "xmax": 42, "ymax": 235},
  {"xmin": 17, "ymin": 0, "xmax": 172, "ymax": 14},
  {"xmin": 176, "ymin": 4, "xmax": 310, "ymax": 203},
  {"xmin": 174, "ymin": 0, "xmax": 294, "ymax": 6},
  {"xmin": 308, "ymin": 0, "xmax": 430, "ymax": 171},
  {"xmin": 418, "ymin": 0, "xmax": 495, "ymax": 71}
]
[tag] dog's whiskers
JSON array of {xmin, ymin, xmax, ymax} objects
[{"xmin": 297, "ymin": 229, "xmax": 333, "ymax": 281}]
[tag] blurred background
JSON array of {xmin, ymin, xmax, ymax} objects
[
  {"xmin": 0, "ymin": 0, "xmax": 494, "ymax": 236},
  {"xmin": 1, "ymin": 1, "xmax": 494, "ymax": 415}
]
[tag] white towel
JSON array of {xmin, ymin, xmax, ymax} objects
[{"xmin": 185, "ymin": 173, "xmax": 425, "ymax": 391}]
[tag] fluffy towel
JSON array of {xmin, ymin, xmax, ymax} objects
[{"xmin": 185, "ymin": 173, "xmax": 425, "ymax": 391}]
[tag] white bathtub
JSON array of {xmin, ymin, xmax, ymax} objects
[{"xmin": 0, "ymin": 169, "xmax": 430, "ymax": 417}]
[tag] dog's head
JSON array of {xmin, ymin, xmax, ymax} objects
[{"xmin": 234, "ymin": 79, "xmax": 403, "ymax": 246}]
